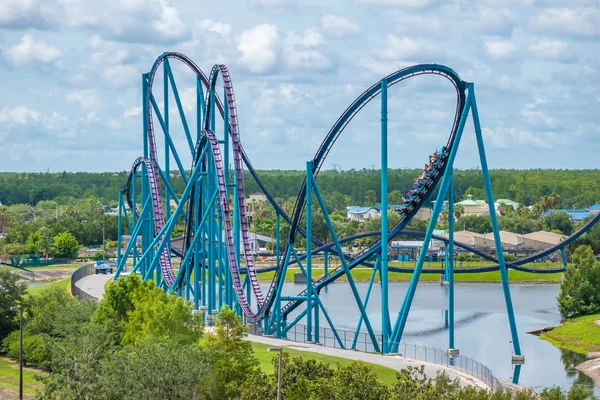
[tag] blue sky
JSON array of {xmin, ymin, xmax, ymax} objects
[{"xmin": 0, "ymin": 0, "xmax": 598, "ymax": 172}]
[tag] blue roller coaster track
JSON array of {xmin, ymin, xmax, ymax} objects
[{"xmin": 115, "ymin": 52, "xmax": 598, "ymax": 378}]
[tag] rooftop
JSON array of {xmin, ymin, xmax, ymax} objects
[{"xmin": 456, "ymin": 195, "xmax": 487, "ymax": 206}]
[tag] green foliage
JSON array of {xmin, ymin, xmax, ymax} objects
[
  {"xmin": 3, "ymin": 331, "xmax": 49, "ymax": 366},
  {"xmin": 541, "ymin": 313, "xmax": 600, "ymax": 354},
  {"xmin": 558, "ymin": 246, "xmax": 600, "ymax": 319},
  {"xmin": 0, "ymin": 269, "xmax": 27, "ymax": 341},
  {"xmin": 499, "ymin": 216, "xmax": 539, "ymax": 234},
  {"xmin": 52, "ymin": 232, "xmax": 80, "ymax": 258},
  {"xmin": 93, "ymin": 274, "xmax": 202, "ymax": 346},
  {"xmin": 204, "ymin": 306, "xmax": 259, "ymax": 398},
  {"xmin": 455, "ymin": 215, "xmax": 492, "ymax": 233},
  {"xmin": 542, "ymin": 212, "xmax": 573, "ymax": 236},
  {"xmin": 39, "ymin": 323, "xmax": 117, "ymax": 399},
  {"xmin": 2, "ymin": 286, "xmax": 96, "ymax": 368},
  {"xmin": 96, "ymin": 339, "xmax": 209, "ymax": 400}
]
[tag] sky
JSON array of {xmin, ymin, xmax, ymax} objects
[{"xmin": 0, "ymin": 0, "xmax": 599, "ymax": 172}]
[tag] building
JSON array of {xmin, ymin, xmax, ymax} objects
[
  {"xmin": 346, "ymin": 205, "xmax": 432, "ymax": 223},
  {"xmin": 495, "ymin": 199, "xmax": 518, "ymax": 213},
  {"xmin": 249, "ymin": 192, "xmax": 267, "ymax": 202},
  {"xmin": 456, "ymin": 195, "xmax": 489, "ymax": 217},
  {"xmin": 543, "ymin": 204, "xmax": 600, "ymax": 222},
  {"xmin": 170, "ymin": 231, "xmax": 274, "ymax": 255},
  {"xmin": 524, "ymin": 231, "xmax": 566, "ymax": 245},
  {"xmin": 441, "ymin": 229, "xmax": 566, "ymax": 252},
  {"xmin": 346, "ymin": 206, "xmax": 381, "ymax": 222}
]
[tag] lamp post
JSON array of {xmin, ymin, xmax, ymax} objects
[
  {"xmin": 10, "ymin": 304, "xmax": 23, "ymax": 400},
  {"xmin": 268, "ymin": 347, "xmax": 283, "ymax": 400}
]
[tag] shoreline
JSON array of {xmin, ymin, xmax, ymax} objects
[{"xmin": 256, "ymin": 278, "xmax": 560, "ymax": 284}]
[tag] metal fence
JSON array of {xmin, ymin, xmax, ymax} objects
[
  {"xmin": 280, "ymin": 323, "xmax": 501, "ymax": 391},
  {"xmin": 70, "ymin": 264, "xmax": 100, "ymax": 302}
]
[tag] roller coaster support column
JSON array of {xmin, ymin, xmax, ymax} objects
[
  {"xmin": 306, "ymin": 160, "xmax": 314, "ymax": 342},
  {"xmin": 308, "ymin": 170, "xmax": 380, "ymax": 352},
  {"xmin": 390, "ymin": 84, "xmax": 473, "ymax": 353},
  {"xmin": 380, "ymin": 78, "xmax": 390, "ymax": 353},
  {"xmin": 447, "ymin": 168, "xmax": 456, "ymax": 354},
  {"xmin": 560, "ymin": 248, "xmax": 567, "ymax": 268},
  {"xmin": 444, "ymin": 244, "xmax": 449, "ymax": 328},
  {"xmin": 471, "ymin": 83, "xmax": 522, "ymax": 361},
  {"xmin": 276, "ymin": 214, "xmax": 280, "ymax": 267},
  {"xmin": 141, "ymin": 73, "xmax": 150, "ymax": 278},
  {"xmin": 161, "ymin": 63, "xmax": 169, "ymax": 289},
  {"xmin": 117, "ymin": 193, "xmax": 123, "ymax": 266}
]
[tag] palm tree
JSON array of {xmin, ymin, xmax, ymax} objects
[{"xmin": 454, "ymin": 204, "xmax": 465, "ymax": 220}]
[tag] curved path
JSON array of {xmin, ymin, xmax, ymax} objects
[{"xmin": 73, "ymin": 272, "xmax": 494, "ymax": 390}]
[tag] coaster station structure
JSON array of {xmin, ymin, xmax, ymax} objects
[{"xmin": 115, "ymin": 53, "xmax": 600, "ymax": 375}]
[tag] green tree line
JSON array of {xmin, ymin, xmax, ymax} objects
[{"xmin": 2, "ymin": 169, "xmax": 600, "ymax": 209}]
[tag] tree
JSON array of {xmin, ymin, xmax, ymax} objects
[
  {"xmin": 25, "ymin": 231, "xmax": 41, "ymax": 254},
  {"xmin": 499, "ymin": 216, "xmax": 539, "ymax": 234},
  {"xmin": 204, "ymin": 306, "xmax": 259, "ymax": 398},
  {"xmin": 542, "ymin": 212, "xmax": 573, "ymax": 236},
  {"xmin": 39, "ymin": 324, "xmax": 116, "ymax": 399},
  {"xmin": 0, "ymin": 269, "xmax": 27, "ymax": 341},
  {"xmin": 37, "ymin": 227, "xmax": 54, "ymax": 258},
  {"xmin": 455, "ymin": 216, "xmax": 492, "ymax": 233},
  {"xmin": 454, "ymin": 204, "xmax": 465, "ymax": 220},
  {"xmin": 52, "ymin": 232, "xmax": 80, "ymax": 258},
  {"xmin": 97, "ymin": 339, "xmax": 209, "ymax": 400},
  {"xmin": 557, "ymin": 245, "xmax": 600, "ymax": 319},
  {"xmin": 364, "ymin": 190, "xmax": 377, "ymax": 206}
]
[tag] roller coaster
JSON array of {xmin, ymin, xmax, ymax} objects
[{"xmin": 114, "ymin": 52, "xmax": 600, "ymax": 371}]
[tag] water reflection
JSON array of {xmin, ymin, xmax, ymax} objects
[
  {"xmin": 265, "ymin": 282, "xmax": 599, "ymax": 393},
  {"xmin": 558, "ymin": 347, "xmax": 597, "ymax": 391}
]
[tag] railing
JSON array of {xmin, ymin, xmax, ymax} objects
[
  {"xmin": 70, "ymin": 264, "xmax": 100, "ymax": 302},
  {"xmin": 279, "ymin": 323, "xmax": 501, "ymax": 391}
]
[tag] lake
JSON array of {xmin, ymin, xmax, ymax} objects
[{"xmin": 267, "ymin": 281, "xmax": 598, "ymax": 394}]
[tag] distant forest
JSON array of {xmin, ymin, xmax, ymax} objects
[{"xmin": 1, "ymin": 168, "xmax": 600, "ymax": 209}]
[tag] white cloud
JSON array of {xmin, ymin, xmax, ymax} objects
[
  {"xmin": 521, "ymin": 98, "xmax": 557, "ymax": 128},
  {"xmin": 5, "ymin": 34, "xmax": 61, "ymax": 66},
  {"xmin": 67, "ymin": 89, "xmax": 100, "ymax": 112},
  {"xmin": 0, "ymin": 105, "xmax": 41, "ymax": 125},
  {"xmin": 249, "ymin": 0, "xmax": 289, "ymax": 6},
  {"xmin": 484, "ymin": 40, "xmax": 516, "ymax": 59},
  {"xmin": 531, "ymin": 7, "xmax": 600, "ymax": 38},
  {"xmin": 123, "ymin": 106, "xmax": 142, "ymax": 118},
  {"xmin": 151, "ymin": 0, "xmax": 187, "ymax": 40},
  {"xmin": 284, "ymin": 28, "xmax": 330, "ymax": 71},
  {"xmin": 0, "ymin": 0, "xmax": 53, "ymax": 29},
  {"xmin": 381, "ymin": 35, "xmax": 440, "ymax": 61},
  {"xmin": 103, "ymin": 64, "xmax": 140, "ymax": 87},
  {"xmin": 354, "ymin": 0, "xmax": 437, "ymax": 7},
  {"xmin": 529, "ymin": 38, "xmax": 573, "ymax": 62},
  {"xmin": 198, "ymin": 19, "xmax": 232, "ymax": 36},
  {"xmin": 483, "ymin": 127, "xmax": 556, "ymax": 149},
  {"xmin": 237, "ymin": 24, "xmax": 280, "ymax": 74},
  {"xmin": 321, "ymin": 15, "xmax": 359, "ymax": 37}
]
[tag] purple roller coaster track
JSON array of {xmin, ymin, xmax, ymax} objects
[{"xmin": 115, "ymin": 52, "xmax": 598, "ymax": 369}]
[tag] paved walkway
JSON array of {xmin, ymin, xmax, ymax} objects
[
  {"xmin": 74, "ymin": 274, "xmax": 114, "ymax": 299},
  {"xmin": 247, "ymin": 334, "xmax": 489, "ymax": 389}
]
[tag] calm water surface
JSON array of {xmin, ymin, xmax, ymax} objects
[{"xmin": 266, "ymin": 282, "xmax": 598, "ymax": 394}]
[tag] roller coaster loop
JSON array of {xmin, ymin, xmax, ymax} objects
[{"xmin": 115, "ymin": 53, "xmax": 597, "ymax": 378}]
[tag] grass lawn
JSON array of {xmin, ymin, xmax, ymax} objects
[
  {"xmin": 0, "ymin": 357, "xmax": 46, "ymax": 397},
  {"xmin": 250, "ymin": 342, "xmax": 398, "ymax": 385},
  {"xmin": 253, "ymin": 267, "xmax": 563, "ymax": 283},
  {"xmin": 27, "ymin": 278, "xmax": 71, "ymax": 297},
  {"xmin": 540, "ymin": 314, "xmax": 600, "ymax": 354},
  {"xmin": 29, "ymin": 264, "xmax": 83, "ymax": 271}
]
